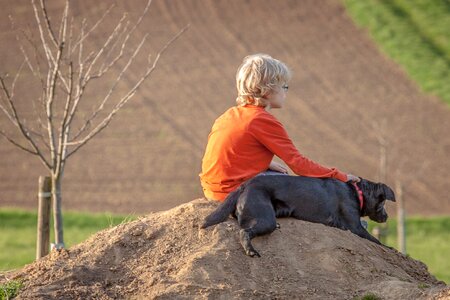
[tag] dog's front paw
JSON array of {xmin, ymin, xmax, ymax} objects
[
  {"xmin": 246, "ymin": 249, "xmax": 261, "ymax": 257},
  {"xmin": 276, "ymin": 223, "xmax": 281, "ymax": 229}
]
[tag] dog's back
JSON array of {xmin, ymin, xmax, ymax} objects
[{"xmin": 243, "ymin": 175, "xmax": 348, "ymax": 221}]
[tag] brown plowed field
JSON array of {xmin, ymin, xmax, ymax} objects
[{"xmin": 1, "ymin": 0, "xmax": 449, "ymax": 215}]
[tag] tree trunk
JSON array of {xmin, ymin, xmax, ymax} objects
[{"xmin": 51, "ymin": 174, "xmax": 65, "ymax": 249}]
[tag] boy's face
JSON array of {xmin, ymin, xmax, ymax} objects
[{"xmin": 266, "ymin": 84, "xmax": 288, "ymax": 109}]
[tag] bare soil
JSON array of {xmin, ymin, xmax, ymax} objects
[
  {"xmin": 2, "ymin": 199, "xmax": 447, "ymax": 299},
  {"xmin": 0, "ymin": 0, "xmax": 449, "ymax": 215}
]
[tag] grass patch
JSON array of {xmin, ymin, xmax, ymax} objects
[
  {"xmin": 0, "ymin": 280, "xmax": 23, "ymax": 300},
  {"xmin": 344, "ymin": 0, "xmax": 450, "ymax": 105},
  {"xmin": 418, "ymin": 282, "xmax": 430, "ymax": 290},
  {"xmin": 354, "ymin": 293, "xmax": 382, "ymax": 300},
  {"xmin": 367, "ymin": 216, "xmax": 450, "ymax": 284},
  {"xmin": 0, "ymin": 208, "xmax": 136, "ymax": 271}
]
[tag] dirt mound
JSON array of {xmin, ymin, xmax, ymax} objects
[{"xmin": 4, "ymin": 199, "xmax": 447, "ymax": 299}]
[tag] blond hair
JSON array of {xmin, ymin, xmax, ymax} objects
[{"xmin": 236, "ymin": 54, "xmax": 291, "ymax": 107}]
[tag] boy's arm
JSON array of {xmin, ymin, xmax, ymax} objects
[{"xmin": 249, "ymin": 114, "xmax": 347, "ymax": 181}]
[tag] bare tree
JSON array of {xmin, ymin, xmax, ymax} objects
[{"xmin": 0, "ymin": 0, "xmax": 187, "ymax": 249}]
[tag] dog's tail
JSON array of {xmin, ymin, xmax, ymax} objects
[{"xmin": 201, "ymin": 186, "xmax": 242, "ymax": 229}]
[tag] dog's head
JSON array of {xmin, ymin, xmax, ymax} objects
[{"xmin": 359, "ymin": 179, "xmax": 396, "ymax": 223}]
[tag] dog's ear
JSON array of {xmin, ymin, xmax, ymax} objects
[{"xmin": 376, "ymin": 183, "xmax": 396, "ymax": 202}]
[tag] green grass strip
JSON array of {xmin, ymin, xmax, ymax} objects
[
  {"xmin": 0, "ymin": 208, "xmax": 136, "ymax": 271},
  {"xmin": 344, "ymin": 0, "xmax": 450, "ymax": 105},
  {"xmin": 368, "ymin": 216, "xmax": 450, "ymax": 284}
]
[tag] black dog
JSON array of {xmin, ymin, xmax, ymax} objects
[{"xmin": 202, "ymin": 176, "xmax": 395, "ymax": 257}]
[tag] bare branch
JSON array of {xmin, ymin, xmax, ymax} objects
[
  {"xmin": 55, "ymin": 62, "xmax": 74, "ymax": 176},
  {"xmin": 1, "ymin": 130, "xmax": 51, "ymax": 171},
  {"xmin": 69, "ymin": 11, "xmax": 143, "ymax": 141},
  {"xmin": 26, "ymin": 123, "xmax": 49, "ymax": 143},
  {"xmin": 71, "ymin": 34, "xmax": 148, "ymax": 141},
  {"xmin": 0, "ymin": 77, "xmax": 17, "ymax": 128},
  {"xmin": 59, "ymin": 22, "xmax": 90, "ymax": 145},
  {"xmin": 128, "ymin": 0, "xmax": 153, "ymax": 38},
  {"xmin": 0, "ymin": 76, "xmax": 51, "ymax": 169},
  {"xmin": 57, "ymin": 0, "xmax": 69, "ymax": 45},
  {"xmin": 66, "ymin": 0, "xmax": 153, "ymax": 137},
  {"xmin": 32, "ymin": 1, "xmax": 72, "ymax": 95},
  {"xmin": 76, "ymin": 19, "xmax": 86, "ymax": 87},
  {"xmin": 67, "ymin": 16, "xmax": 74, "ymax": 56},
  {"xmin": 32, "ymin": 0, "xmax": 55, "ymax": 68},
  {"xmin": 95, "ymin": 21, "xmax": 131, "ymax": 76},
  {"xmin": 39, "ymin": 0, "xmax": 59, "ymax": 48},
  {"xmin": 70, "ymin": 3, "xmax": 116, "ymax": 55},
  {"xmin": 55, "ymin": 1, "xmax": 70, "ymax": 94},
  {"xmin": 0, "ymin": 101, "xmax": 17, "ymax": 128},
  {"xmin": 10, "ymin": 61, "xmax": 25, "ymax": 100},
  {"xmin": 66, "ymin": 25, "xmax": 189, "ymax": 158},
  {"xmin": 95, "ymin": 0, "xmax": 152, "ymax": 76},
  {"xmin": 61, "ymin": 21, "xmax": 89, "ymax": 140},
  {"xmin": 20, "ymin": 44, "xmax": 37, "ymax": 76},
  {"xmin": 0, "ymin": 62, "xmax": 25, "ymax": 127},
  {"xmin": 10, "ymin": 15, "xmax": 49, "ymax": 94},
  {"xmin": 19, "ymin": 26, "xmax": 47, "ymax": 92},
  {"xmin": 81, "ymin": 14, "xmax": 128, "ymax": 83},
  {"xmin": 0, "ymin": 130, "xmax": 37, "ymax": 155},
  {"xmin": 81, "ymin": 0, "xmax": 152, "ymax": 84},
  {"xmin": 44, "ymin": 32, "xmax": 65, "ymax": 169},
  {"xmin": 0, "ymin": 76, "xmax": 19, "ymax": 126},
  {"xmin": 31, "ymin": 1, "xmax": 70, "ymax": 97}
]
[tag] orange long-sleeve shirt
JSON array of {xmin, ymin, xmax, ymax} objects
[{"xmin": 199, "ymin": 105, "xmax": 347, "ymax": 201}]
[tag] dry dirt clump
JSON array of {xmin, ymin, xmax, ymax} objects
[{"xmin": 4, "ymin": 198, "xmax": 448, "ymax": 299}]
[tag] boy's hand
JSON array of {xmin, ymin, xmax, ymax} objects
[
  {"xmin": 269, "ymin": 161, "xmax": 288, "ymax": 174},
  {"xmin": 347, "ymin": 174, "xmax": 361, "ymax": 183}
]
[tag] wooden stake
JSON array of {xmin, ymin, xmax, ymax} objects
[
  {"xmin": 396, "ymin": 180, "xmax": 406, "ymax": 254},
  {"xmin": 36, "ymin": 176, "xmax": 51, "ymax": 259}
]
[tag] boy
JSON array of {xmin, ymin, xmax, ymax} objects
[{"xmin": 200, "ymin": 54, "xmax": 359, "ymax": 201}]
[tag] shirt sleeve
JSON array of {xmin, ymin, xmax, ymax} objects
[{"xmin": 248, "ymin": 112, "xmax": 348, "ymax": 182}]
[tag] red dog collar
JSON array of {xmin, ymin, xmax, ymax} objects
[{"xmin": 352, "ymin": 182, "xmax": 364, "ymax": 210}]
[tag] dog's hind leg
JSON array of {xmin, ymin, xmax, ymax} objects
[
  {"xmin": 239, "ymin": 218, "xmax": 277, "ymax": 257},
  {"xmin": 236, "ymin": 189, "xmax": 277, "ymax": 257},
  {"xmin": 240, "ymin": 229, "xmax": 259, "ymax": 257}
]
